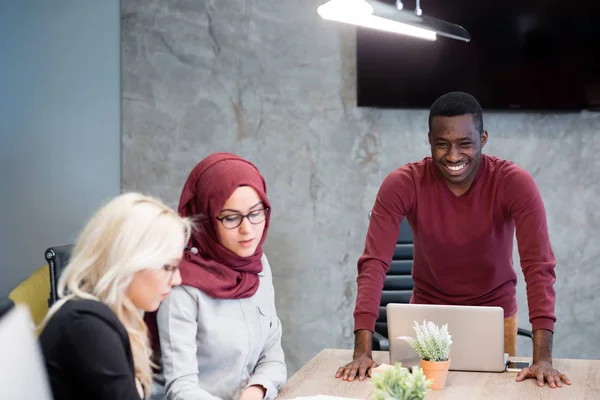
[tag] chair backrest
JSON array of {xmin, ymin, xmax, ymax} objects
[
  {"xmin": 45, "ymin": 245, "xmax": 75, "ymax": 307},
  {"xmin": 368, "ymin": 213, "xmax": 414, "ymax": 339},
  {"xmin": 8, "ymin": 265, "xmax": 50, "ymax": 327}
]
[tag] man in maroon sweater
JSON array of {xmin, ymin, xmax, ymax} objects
[{"xmin": 336, "ymin": 92, "xmax": 570, "ymax": 388}]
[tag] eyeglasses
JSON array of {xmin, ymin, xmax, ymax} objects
[{"xmin": 215, "ymin": 208, "xmax": 270, "ymax": 229}]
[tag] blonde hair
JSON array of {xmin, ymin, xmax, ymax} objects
[{"xmin": 40, "ymin": 192, "xmax": 192, "ymax": 398}]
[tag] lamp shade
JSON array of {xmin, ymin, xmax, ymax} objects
[{"xmin": 318, "ymin": 0, "xmax": 470, "ymax": 42}]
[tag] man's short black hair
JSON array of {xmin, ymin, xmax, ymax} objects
[{"xmin": 428, "ymin": 91, "xmax": 484, "ymax": 134}]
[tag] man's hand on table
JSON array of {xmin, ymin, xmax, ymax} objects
[
  {"xmin": 335, "ymin": 329, "xmax": 378, "ymax": 381},
  {"xmin": 516, "ymin": 360, "xmax": 571, "ymax": 388},
  {"xmin": 515, "ymin": 329, "xmax": 571, "ymax": 388},
  {"xmin": 336, "ymin": 352, "xmax": 378, "ymax": 381}
]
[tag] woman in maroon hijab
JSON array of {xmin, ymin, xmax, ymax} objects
[{"xmin": 155, "ymin": 153, "xmax": 286, "ymax": 400}]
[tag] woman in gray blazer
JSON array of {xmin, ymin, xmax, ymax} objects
[{"xmin": 153, "ymin": 152, "xmax": 287, "ymax": 400}]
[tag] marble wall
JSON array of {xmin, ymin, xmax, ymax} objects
[{"xmin": 122, "ymin": 0, "xmax": 600, "ymax": 374}]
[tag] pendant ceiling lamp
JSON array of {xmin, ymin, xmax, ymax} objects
[{"xmin": 317, "ymin": 0, "xmax": 471, "ymax": 42}]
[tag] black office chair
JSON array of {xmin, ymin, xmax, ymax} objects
[
  {"xmin": 44, "ymin": 245, "xmax": 75, "ymax": 307},
  {"xmin": 0, "ymin": 297, "xmax": 15, "ymax": 319},
  {"xmin": 368, "ymin": 213, "xmax": 533, "ymax": 351},
  {"xmin": 371, "ymin": 217, "xmax": 414, "ymax": 351}
]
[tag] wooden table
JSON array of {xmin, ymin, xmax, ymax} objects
[{"xmin": 278, "ymin": 349, "xmax": 600, "ymax": 400}]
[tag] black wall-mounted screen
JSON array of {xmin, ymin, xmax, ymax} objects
[{"xmin": 357, "ymin": 0, "xmax": 600, "ymax": 111}]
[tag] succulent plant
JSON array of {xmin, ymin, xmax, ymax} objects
[
  {"xmin": 371, "ymin": 363, "xmax": 431, "ymax": 400},
  {"xmin": 398, "ymin": 320, "xmax": 452, "ymax": 362}
]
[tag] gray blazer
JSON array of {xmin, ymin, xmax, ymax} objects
[{"xmin": 157, "ymin": 254, "xmax": 287, "ymax": 400}]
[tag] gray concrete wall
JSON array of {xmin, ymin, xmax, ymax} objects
[{"xmin": 122, "ymin": 0, "xmax": 600, "ymax": 374}]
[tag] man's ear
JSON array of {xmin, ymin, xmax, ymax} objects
[
  {"xmin": 428, "ymin": 132, "xmax": 432, "ymax": 146},
  {"xmin": 481, "ymin": 130, "xmax": 488, "ymax": 147}
]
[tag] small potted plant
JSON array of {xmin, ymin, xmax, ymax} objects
[
  {"xmin": 371, "ymin": 363, "xmax": 431, "ymax": 400},
  {"xmin": 398, "ymin": 320, "xmax": 452, "ymax": 390}
]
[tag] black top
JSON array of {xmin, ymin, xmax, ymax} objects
[{"xmin": 39, "ymin": 299, "xmax": 141, "ymax": 400}]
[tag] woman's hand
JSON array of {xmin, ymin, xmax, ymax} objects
[{"xmin": 240, "ymin": 385, "xmax": 266, "ymax": 400}]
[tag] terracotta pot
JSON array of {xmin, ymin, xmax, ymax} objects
[{"xmin": 420, "ymin": 359, "xmax": 450, "ymax": 390}]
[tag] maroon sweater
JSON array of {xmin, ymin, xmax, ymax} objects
[{"xmin": 354, "ymin": 155, "xmax": 557, "ymax": 333}]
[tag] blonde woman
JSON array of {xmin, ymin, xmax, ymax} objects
[{"xmin": 39, "ymin": 193, "xmax": 192, "ymax": 400}]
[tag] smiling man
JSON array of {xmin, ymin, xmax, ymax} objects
[{"xmin": 336, "ymin": 92, "xmax": 570, "ymax": 388}]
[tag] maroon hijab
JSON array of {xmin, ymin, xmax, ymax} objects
[
  {"xmin": 177, "ymin": 152, "xmax": 271, "ymax": 298},
  {"xmin": 145, "ymin": 153, "xmax": 270, "ymax": 358}
]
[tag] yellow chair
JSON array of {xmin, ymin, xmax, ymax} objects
[{"xmin": 9, "ymin": 265, "xmax": 50, "ymax": 327}]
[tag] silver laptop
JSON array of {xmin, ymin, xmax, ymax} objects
[
  {"xmin": 0, "ymin": 304, "xmax": 53, "ymax": 400},
  {"xmin": 386, "ymin": 303, "xmax": 506, "ymax": 372}
]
